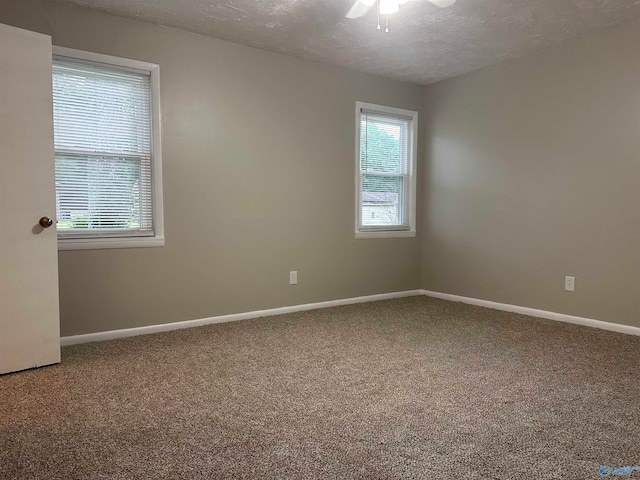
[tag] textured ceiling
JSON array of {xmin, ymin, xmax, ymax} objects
[{"xmin": 47, "ymin": 0, "xmax": 640, "ymax": 84}]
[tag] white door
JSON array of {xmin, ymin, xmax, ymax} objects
[{"xmin": 0, "ymin": 23, "xmax": 60, "ymax": 374}]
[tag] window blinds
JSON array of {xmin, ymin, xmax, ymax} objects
[
  {"xmin": 52, "ymin": 59, "xmax": 153, "ymax": 237},
  {"xmin": 359, "ymin": 109, "xmax": 413, "ymax": 231}
]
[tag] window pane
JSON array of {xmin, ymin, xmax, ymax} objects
[
  {"xmin": 361, "ymin": 174, "xmax": 403, "ymax": 227},
  {"xmin": 360, "ymin": 115, "xmax": 404, "ymax": 173},
  {"xmin": 55, "ymin": 154, "xmax": 151, "ymax": 232},
  {"xmin": 52, "ymin": 61, "xmax": 151, "ymax": 157}
]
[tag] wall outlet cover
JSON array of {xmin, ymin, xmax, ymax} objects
[{"xmin": 565, "ymin": 276, "xmax": 575, "ymax": 292}]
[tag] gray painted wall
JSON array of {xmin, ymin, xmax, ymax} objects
[
  {"xmin": 2, "ymin": 0, "xmax": 637, "ymax": 335},
  {"xmin": 0, "ymin": 0, "xmax": 424, "ymax": 336},
  {"xmin": 421, "ymin": 19, "xmax": 640, "ymax": 328}
]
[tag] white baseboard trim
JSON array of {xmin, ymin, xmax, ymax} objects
[
  {"xmin": 420, "ymin": 289, "xmax": 640, "ymax": 337},
  {"xmin": 61, "ymin": 288, "xmax": 639, "ymax": 346},
  {"xmin": 60, "ymin": 290, "xmax": 424, "ymax": 346}
]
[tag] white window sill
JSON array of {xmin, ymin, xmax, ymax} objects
[
  {"xmin": 355, "ymin": 230, "xmax": 416, "ymax": 239},
  {"xmin": 58, "ymin": 236, "xmax": 165, "ymax": 251}
]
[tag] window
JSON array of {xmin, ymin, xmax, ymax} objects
[
  {"xmin": 355, "ymin": 102, "xmax": 417, "ymax": 238},
  {"xmin": 52, "ymin": 47, "xmax": 163, "ymax": 250}
]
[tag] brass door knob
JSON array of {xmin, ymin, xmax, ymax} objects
[{"xmin": 39, "ymin": 217, "xmax": 53, "ymax": 228}]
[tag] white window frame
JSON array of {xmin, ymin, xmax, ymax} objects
[
  {"xmin": 355, "ymin": 101, "xmax": 417, "ymax": 239},
  {"xmin": 52, "ymin": 46, "xmax": 164, "ymax": 251}
]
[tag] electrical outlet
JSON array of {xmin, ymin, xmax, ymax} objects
[
  {"xmin": 564, "ymin": 276, "xmax": 575, "ymax": 292},
  {"xmin": 289, "ymin": 271, "xmax": 298, "ymax": 285}
]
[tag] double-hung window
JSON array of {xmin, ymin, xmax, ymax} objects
[
  {"xmin": 355, "ymin": 102, "xmax": 417, "ymax": 238},
  {"xmin": 52, "ymin": 47, "xmax": 163, "ymax": 250}
]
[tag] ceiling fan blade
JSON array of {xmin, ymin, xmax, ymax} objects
[
  {"xmin": 426, "ymin": 0, "xmax": 456, "ymax": 7},
  {"xmin": 346, "ymin": 0, "xmax": 373, "ymax": 19}
]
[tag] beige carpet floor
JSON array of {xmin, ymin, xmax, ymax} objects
[{"xmin": 1, "ymin": 296, "xmax": 639, "ymax": 479}]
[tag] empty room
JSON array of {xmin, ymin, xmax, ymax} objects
[{"xmin": 1, "ymin": 0, "xmax": 638, "ymax": 478}]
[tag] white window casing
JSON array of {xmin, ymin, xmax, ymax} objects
[
  {"xmin": 52, "ymin": 47, "xmax": 164, "ymax": 250},
  {"xmin": 355, "ymin": 102, "xmax": 417, "ymax": 239}
]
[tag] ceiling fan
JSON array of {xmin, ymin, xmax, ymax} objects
[{"xmin": 346, "ymin": 0, "xmax": 456, "ymax": 31}]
